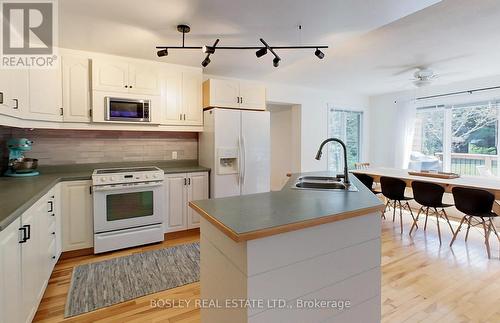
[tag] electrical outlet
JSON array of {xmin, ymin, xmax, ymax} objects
[{"xmin": 172, "ymin": 151, "xmax": 178, "ymax": 160}]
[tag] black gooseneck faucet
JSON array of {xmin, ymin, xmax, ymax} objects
[{"xmin": 315, "ymin": 138, "xmax": 350, "ymax": 184}]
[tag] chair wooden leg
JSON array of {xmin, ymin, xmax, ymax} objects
[
  {"xmin": 441, "ymin": 209, "xmax": 455, "ymax": 236},
  {"xmin": 400, "ymin": 202, "xmax": 404, "ymax": 234},
  {"xmin": 406, "ymin": 202, "xmax": 416, "ymax": 228},
  {"xmin": 481, "ymin": 219, "xmax": 491, "ymax": 259},
  {"xmin": 392, "ymin": 200, "xmax": 397, "ymax": 222},
  {"xmin": 409, "ymin": 206, "xmax": 423, "ymax": 235},
  {"xmin": 450, "ymin": 216, "xmax": 466, "ymax": 247},
  {"xmin": 424, "ymin": 207, "xmax": 430, "ymax": 231},
  {"xmin": 434, "ymin": 207, "xmax": 442, "ymax": 245},
  {"xmin": 465, "ymin": 218, "xmax": 471, "ymax": 241}
]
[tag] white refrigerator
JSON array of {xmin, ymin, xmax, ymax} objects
[{"xmin": 199, "ymin": 108, "xmax": 270, "ymax": 198}]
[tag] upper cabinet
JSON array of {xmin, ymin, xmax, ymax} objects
[
  {"xmin": 0, "ymin": 69, "xmax": 29, "ymax": 118},
  {"xmin": 92, "ymin": 58, "xmax": 160, "ymax": 95},
  {"xmin": 203, "ymin": 78, "xmax": 266, "ymax": 111},
  {"xmin": 160, "ymin": 68, "xmax": 202, "ymax": 126},
  {"xmin": 27, "ymin": 64, "xmax": 63, "ymax": 122},
  {"xmin": 62, "ymin": 54, "xmax": 92, "ymax": 122}
]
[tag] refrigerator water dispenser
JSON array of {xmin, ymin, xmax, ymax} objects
[{"xmin": 217, "ymin": 148, "xmax": 239, "ymax": 175}]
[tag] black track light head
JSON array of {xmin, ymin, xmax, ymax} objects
[
  {"xmin": 202, "ymin": 45, "xmax": 215, "ymax": 54},
  {"xmin": 157, "ymin": 49, "xmax": 168, "ymax": 57},
  {"xmin": 315, "ymin": 48, "xmax": 325, "ymax": 59},
  {"xmin": 273, "ymin": 57, "xmax": 280, "ymax": 67},
  {"xmin": 201, "ymin": 55, "xmax": 211, "ymax": 67},
  {"xmin": 256, "ymin": 47, "xmax": 267, "ymax": 58}
]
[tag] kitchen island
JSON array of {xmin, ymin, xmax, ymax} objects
[{"xmin": 189, "ymin": 172, "xmax": 384, "ymax": 323}]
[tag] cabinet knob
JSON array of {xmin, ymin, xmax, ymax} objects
[
  {"xmin": 125, "ymin": 85, "xmax": 128, "ymax": 88},
  {"xmin": 129, "ymin": 85, "xmax": 133, "ymax": 88},
  {"xmin": 52, "ymin": 256, "xmax": 56, "ymax": 259}
]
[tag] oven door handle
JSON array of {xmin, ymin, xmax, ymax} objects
[{"xmin": 93, "ymin": 181, "xmax": 164, "ymax": 191}]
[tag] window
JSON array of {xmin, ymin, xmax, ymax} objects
[
  {"xmin": 327, "ymin": 108, "xmax": 363, "ymax": 172},
  {"xmin": 411, "ymin": 101, "xmax": 499, "ymax": 176}
]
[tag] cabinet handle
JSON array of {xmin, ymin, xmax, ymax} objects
[
  {"xmin": 48, "ymin": 201, "xmax": 53, "ymax": 212},
  {"xmin": 89, "ymin": 186, "xmax": 92, "ymax": 195},
  {"xmin": 19, "ymin": 227, "xmax": 28, "ymax": 243},
  {"xmin": 180, "ymin": 114, "xmax": 182, "ymax": 120},
  {"xmin": 188, "ymin": 178, "xmax": 191, "ymax": 185},
  {"xmin": 184, "ymin": 178, "xmax": 187, "ymax": 185},
  {"xmin": 12, "ymin": 98, "xmax": 18, "ymax": 109},
  {"xmin": 23, "ymin": 225, "xmax": 31, "ymax": 241},
  {"xmin": 240, "ymin": 97, "xmax": 243, "ymax": 104},
  {"xmin": 52, "ymin": 232, "xmax": 55, "ymax": 235},
  {"xmin": 237, "ymin": 97, "xmax": 240, "ymax": 104},
  {"xmin": 52, "ymin": 256, "xmax": 56, "ymax": 259},
  {"xmin": 0, "ymin": 92, "xmax": 3, "ymax": 104},
  {"xmin": 60, "ymin": 108, "xmax": 64, "ymax": 116},
  {"xmin": 183, "ymin": 114, "xmax": 186, "ymax": 120}
]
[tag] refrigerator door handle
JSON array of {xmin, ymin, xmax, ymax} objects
[{"xmin": 237, "ymin": 135, "xmax": 242, "ymax": 185}]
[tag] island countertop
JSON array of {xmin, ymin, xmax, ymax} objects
[
  {"xmin": 189, "ymin": 171, "xmax": 384, "ymax": 242},
  {"xmin": 0, "ymin": 160, "xmax": 210, "ymax": 232}
]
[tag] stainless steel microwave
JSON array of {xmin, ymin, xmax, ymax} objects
[{"xmin": 105, "ymin": 97, "xmax": 151, "ymax": 122}]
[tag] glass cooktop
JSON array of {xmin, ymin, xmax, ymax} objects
[{"xmin": 95, "ymin": 167, "xmax": 160, "ymax": 174}]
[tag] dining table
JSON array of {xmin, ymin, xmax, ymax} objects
[{"xmin": 351, "ymin": 167, "xmax": 500, "ymax": 213}]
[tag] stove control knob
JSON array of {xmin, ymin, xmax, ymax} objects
[
  {"xmin": 153, "ymin": 173, "xmax": 158, "ymax": 179},
  {"xmin": 145, "ymin": 174, "xmax": 150, "ymax": 179},
  {"xmin": 111, "ymin": 176, "xmax": 117, "ymax": 182},
  {"xmin": 100, "ymin": 177, "xmax": 107, "ymax": 182}
]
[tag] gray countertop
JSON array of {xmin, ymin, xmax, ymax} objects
[
  {"xmin": 189, "ymin": 171, "xmax": 384, "ymax": 241},
  {"xmin": 0, "ymin": 160, "xmax": 210, "ymax": 232}
]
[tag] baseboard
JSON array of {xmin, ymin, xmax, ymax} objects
[{"xmin": 60, "ymin": 247, "xmax": 94, "ymax": 259}]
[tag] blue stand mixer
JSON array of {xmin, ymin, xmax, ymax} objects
[{"xmin": 5, "ymin": 138, "xmax": 39, "ymax": 177}]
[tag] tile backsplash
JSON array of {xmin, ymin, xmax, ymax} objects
[{"xmin": 1, "ymin": 126, "xmax": 198, "ymax": 167}]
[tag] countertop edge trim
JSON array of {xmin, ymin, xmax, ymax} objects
[{"xmin": 189, "ymin": 202, "xmax": 384, "ymax": 242}]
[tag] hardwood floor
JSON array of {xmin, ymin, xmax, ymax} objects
[{"xmin": 34, "ymin": 214, "xmax": 500, "ymax": 322}]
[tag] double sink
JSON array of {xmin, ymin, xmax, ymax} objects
[{"xmin": 292, "ymin": 176, "xmax": 358, "ymax": 192}]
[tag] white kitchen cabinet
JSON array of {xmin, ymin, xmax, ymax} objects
[
  {"xmin": 160, "ymin": 69, "xmax": 202, "ymax": 126},
  {"xmin": 164, "ymin": 171, "xmax": 209, "ymax": 232},
  {"xmin": 182, "ymin": 70, "xmax": 203, "ymax": 125},
  {"xmin": 61, "ymin": 180, "xmax": 94, "ymax": 251},
  {"xmin": 0, "ymin": 218, "xmax": 22, "ymax": 323},
  {"xmin": 187, "ymin": 172, "xmax": 209, "ymax": 228},
  {"xmin": 164, "ymin": 173, "xmax": 188, "ymax": 232},
  {"xmin": 0, "ymin": 186, "xmax": 61, "ymax": 323},
  {"xmin": 0, "ymin": 69, "xmax": 29, "ymax": 117},
  {"xmin": 92, "ymin": 58, "xmax": 160, "ymax": 95},
  {"xmin": 203, "ymin": 78, "xmax": 266, "ymax": 110},
  {"xmin": 27, "ymin": 66, "xmax": 63, "ymax": 121},
  {"xmin": 62, "ymin": 55, "xmax": 91, "ymax": 122}
]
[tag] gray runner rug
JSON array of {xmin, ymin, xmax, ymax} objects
[{"xmin": 64, "ymin": 242, "xmax": 200, "ymax": 317}]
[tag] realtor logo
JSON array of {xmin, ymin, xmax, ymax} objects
[{"xmin": 0, "ymin": 0, "xmax": 58, "ymax": 68}]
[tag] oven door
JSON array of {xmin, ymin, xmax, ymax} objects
[
  {"xmin": 93, "ymin": 181, "xmax": 164, "ymax": 233},
  {"xmin": 105, "ymin": 97, "xmax": 150, "ymax": 122}
]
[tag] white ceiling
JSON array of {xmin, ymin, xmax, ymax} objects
[{"xmin": 60, "ymin": 0, "xmax": 494, "ymax": 96}]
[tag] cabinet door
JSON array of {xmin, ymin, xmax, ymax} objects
[
  {"xmin": 0, "ymin": 69, "xmax": 29, "ymax": 117},
  {"xmin": 164, "ymin": 173, "xmax": 187, "ymax": 233},
  {"xmin": 62, "ymin": 55, "xmax": 91, "ymax": 122},
  {"xmin": 21, "ymin": 207, "xmax": 43, "ymax": 323},
  {"xmin": 206, "ymin": 79, "xmax": 239, "ymax": 108},
  {"xmin": 160, "ymin": 70, "xmax": 183, "ymax": 124},
  {"xmin": 239, "ymin": 81, "xmax": 266, "ymax": 110},
  {"xmin": 187, "ymin": 172, "xmax": 209, "ymax": 229},
  {"xmin": 0, "ymin": 218, "xmax": 22, "ymax": 323},
  {"xmin": 28, "ymin": 66, "xmax": 63, "ymax": 121},
  {"xmin": 129, "ymin": 63, "xmax": 160, "ymax": 95},
  {"xmin": 92, "ymin": 59, "xmax": 129, "ymax": 93},
  {"xmin": 182, "ymin": 71, "xmax": 203, "ymax": 125},
  {"xmin": 61, "ymin": 181, "xmax": 94, "ymax": 251}
]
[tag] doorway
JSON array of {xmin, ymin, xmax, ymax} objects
[{"xmin": 268, "ymin": 103, "xmax": 301, "ymax": 191}]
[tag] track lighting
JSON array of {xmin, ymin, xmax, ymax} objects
[
  {"xmin": 157, "ymin": 25, "xmax": 328, "ymax": 68},
  {"xmin": 314, "ymin": 48, "xmax": 325, "ymax": 59},
  {"xmin": 255, "ymin": 47, "xmax": 267, "ymax": 58},
  {"xmin": 201, "ymin": 55, "xmax": 211, "ymax": 67},
  {"xmin": 156, "ymin": 49, "xmax": 168, "ymax": 57},
  {"xmin": 202, "ymin": 45, "xmax": 215, "ymax": 54}
]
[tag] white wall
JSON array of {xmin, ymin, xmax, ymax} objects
[
  {"xmin": 368, "ymin": 74, "xmax": 500, "ymax": 167},
  {"xmin": 204, "ymin": 74, "xmax": 369, "ymax": 172},
  {"xmin": 268, "ymin": 104, "xmax": 301, "ymax": 190}
]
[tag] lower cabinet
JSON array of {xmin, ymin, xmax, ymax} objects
[
  {"xmin": 61, "ymin": 180, "xmax": 94, "ymax": 251},
  {"xmin": 164, "ymin": 172, "xmax": 209, "ymax": 233},
  {"xmin": 0, "ymin": 186, "xmax": 61, "ymax": 323}
]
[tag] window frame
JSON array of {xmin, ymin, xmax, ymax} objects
[{"xmin": 326, "ymin": 107, "xmax": 364, "ymax": 172}]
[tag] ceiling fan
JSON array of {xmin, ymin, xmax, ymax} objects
[{"xmin": 411, "ymin": 68, "xmax": 438, "ymax": 87}]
